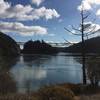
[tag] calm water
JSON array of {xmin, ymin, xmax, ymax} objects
[{"xmin": 0, "ymin": 53, "xmax": 83, "ymax": 93}]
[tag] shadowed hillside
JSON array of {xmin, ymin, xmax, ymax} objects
[
  {"xmin": 66, "ymin": 36, "xmax": 100, "ymax": 53},
  {"xmin": 0, "ymin": 32, "xmax": 20, "ymax": 56}
]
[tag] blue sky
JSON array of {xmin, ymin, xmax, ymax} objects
[{"xmin": 0, "ymin": 0, "xmax": 100, "ymax": 43}]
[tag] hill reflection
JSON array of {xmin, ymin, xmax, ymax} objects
[{"xmin": 0, "ymin": 56, "xmax": 17, "ymax": 94}]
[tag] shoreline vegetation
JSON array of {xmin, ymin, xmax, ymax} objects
[{"xmin": 0, "ymin": 83, "xmax": 100, "ymax": 100}]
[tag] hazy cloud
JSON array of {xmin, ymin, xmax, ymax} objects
[
  {"xmin": 31, "ymin": 0, "xmax": 44, "ymax": 6},
  {"xmin": 58, "ymin": 19, "xmax": 63, "ymax": 23},
  {"xmin": 68, "ymin": 22, "xmax": 100, "ymax": 38},
  {"xmin": 96, "ymin": 9, "xmax": 100, "ymax": 16},
  {"xmin": 0, "ymin": 22, "xmax": 48, "ymax": 36},
  {"xmin": 48, "ymin": 33, "xmax": 55, "ymax": 36},
  {"xmin": 84, "ymin": 22, "xmax": 100, "ymax": 37}
]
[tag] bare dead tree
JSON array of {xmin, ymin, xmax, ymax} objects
[{"xmin": 64, "ymin": 5, "xmax": 97, "ymax": 84}]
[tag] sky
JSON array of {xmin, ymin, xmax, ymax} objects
[{"xmin": 0, "ymin": 0, "xmax": 100, "ymax": 43}]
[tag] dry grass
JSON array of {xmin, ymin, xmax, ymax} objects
[
  {"xmin": 38, "ymin": 85, "xmax": 75, "ymax": 100},
  {"xmin": 0, "ymin": 83, "xmax": 100, "ymax": 100},
  {"xmin": 57, "ymin": 83, "xmax": 100, "ymax": 95},
  {"xmin": 0, "ymin": 84, "xmax": 75, "ymax": 100},
  {"xmin": 0, "ymin": 94, "xmax": 38, "ymax": 100},
  {"xmin": 75, "ymin": 94, "xmax": 100, "ymax": 100}
]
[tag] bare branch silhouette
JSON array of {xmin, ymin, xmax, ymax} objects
[
  {"xmin": 64, "ymin": 27, "xmax": 81, "ymax": 36},
  {"xmin": 64, "ymin": 5, "xmax": 97, "ymax": 85}
]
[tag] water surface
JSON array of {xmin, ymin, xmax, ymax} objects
[{"xmin": 0, "ymin": 53, "xmax": 83, "ymax": 93}]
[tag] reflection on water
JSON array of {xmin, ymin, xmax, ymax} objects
[
  {"xmin": 0, "ymin": 56, "xmax": 17, "ymax": 94},
  {"xmin": 0, "ymin": 53, "xmax": 83, "ymax": 93},
  {"xmin": 11, "ymin": 66, "xmax": 47, "ymax": 93}
]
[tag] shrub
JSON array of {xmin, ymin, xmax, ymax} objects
[
  {"xmin": 38, "ymin": 86, "xmax": 75, "ymax": 100},
  {"xmin": 86, "ymin": 56, "xmax": 100, "ymax": 86},
  {"xmin": 57, "ymin": 83, "xmax": 84, "ymax": 95}
]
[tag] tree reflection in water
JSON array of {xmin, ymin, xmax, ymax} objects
[
  {"xmin": 23, "ymin": 54, "xmax": 53, "ymax": 67},
  {"xmin": 0, "ymin": 56, "xmax": 17, "ymax": 94},
  {"xmin": 74, "ymin": 55, "xmax": 100, "ymax": 86}
]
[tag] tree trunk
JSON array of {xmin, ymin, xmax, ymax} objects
[{"xmin": 81, "ymin": 10, "xmax": 87, "ymax": 84}]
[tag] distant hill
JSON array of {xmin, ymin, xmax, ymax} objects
[
  {"xmin": 66, "ymin": 36, "xmax": 100, "ymax": 53},
  {"xmin": 0, "ymin": 32, "xmax": 20, "ymax": 56},
  {"xmin": 22, "ymin": 40, "xmax": 58, "ymax": 54}
]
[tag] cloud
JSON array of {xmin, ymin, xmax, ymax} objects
[
  {"xmin": 0, "ymin": 21, "xmax": 48, "ymax": 36},
  {"xmin": 58, "ymin": 19, "xmax": 63, "ymax": 23},
  {"xmin": 83, "ymin": 22, "xmax": 100, "ymax": 33},
  {"xmin": 79, "ymin": 22, "xmax": 100, "ymax": 36},
  {"xmin": 96, "ymin": 9, "xmax": 100, "ymax": 16},
  {"xmin": 0, "ymin": 0, "xmax": 60, "ymax": 21},
  {"xmin": 78, "ymin": 1, "xmax": 92, "ymax": 11},
  {"xmin": 77, "ymin": 0, "xmax": 100, "ymax": 11},
  {"xmin": 68, "ymin": 22, "xmax": 100, "ymax": 38},
  {"xmin": 32, "ymin": 7, "xmax": 60, "ymax": 20},
  {"xmin": 11, "ymin": 67, "xmax": 47, "ymax": 93},
  {"xmin": 0, "ymin": 0, "xmax": 10, "ymax": 14},
  {"xmin": 77, "ymin": 0, "xmax": 100, "ymax": 19},
  {"xmin": 45, "ymin": 41, "xmax": 55, "ymax": 43},
  {"xmin": 48, "ymin": 33, "xmax": 55, "ymax": 36},
  {"xmin": 31, "ymin": 0, "xmax": 44, "ymax": 6}
]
